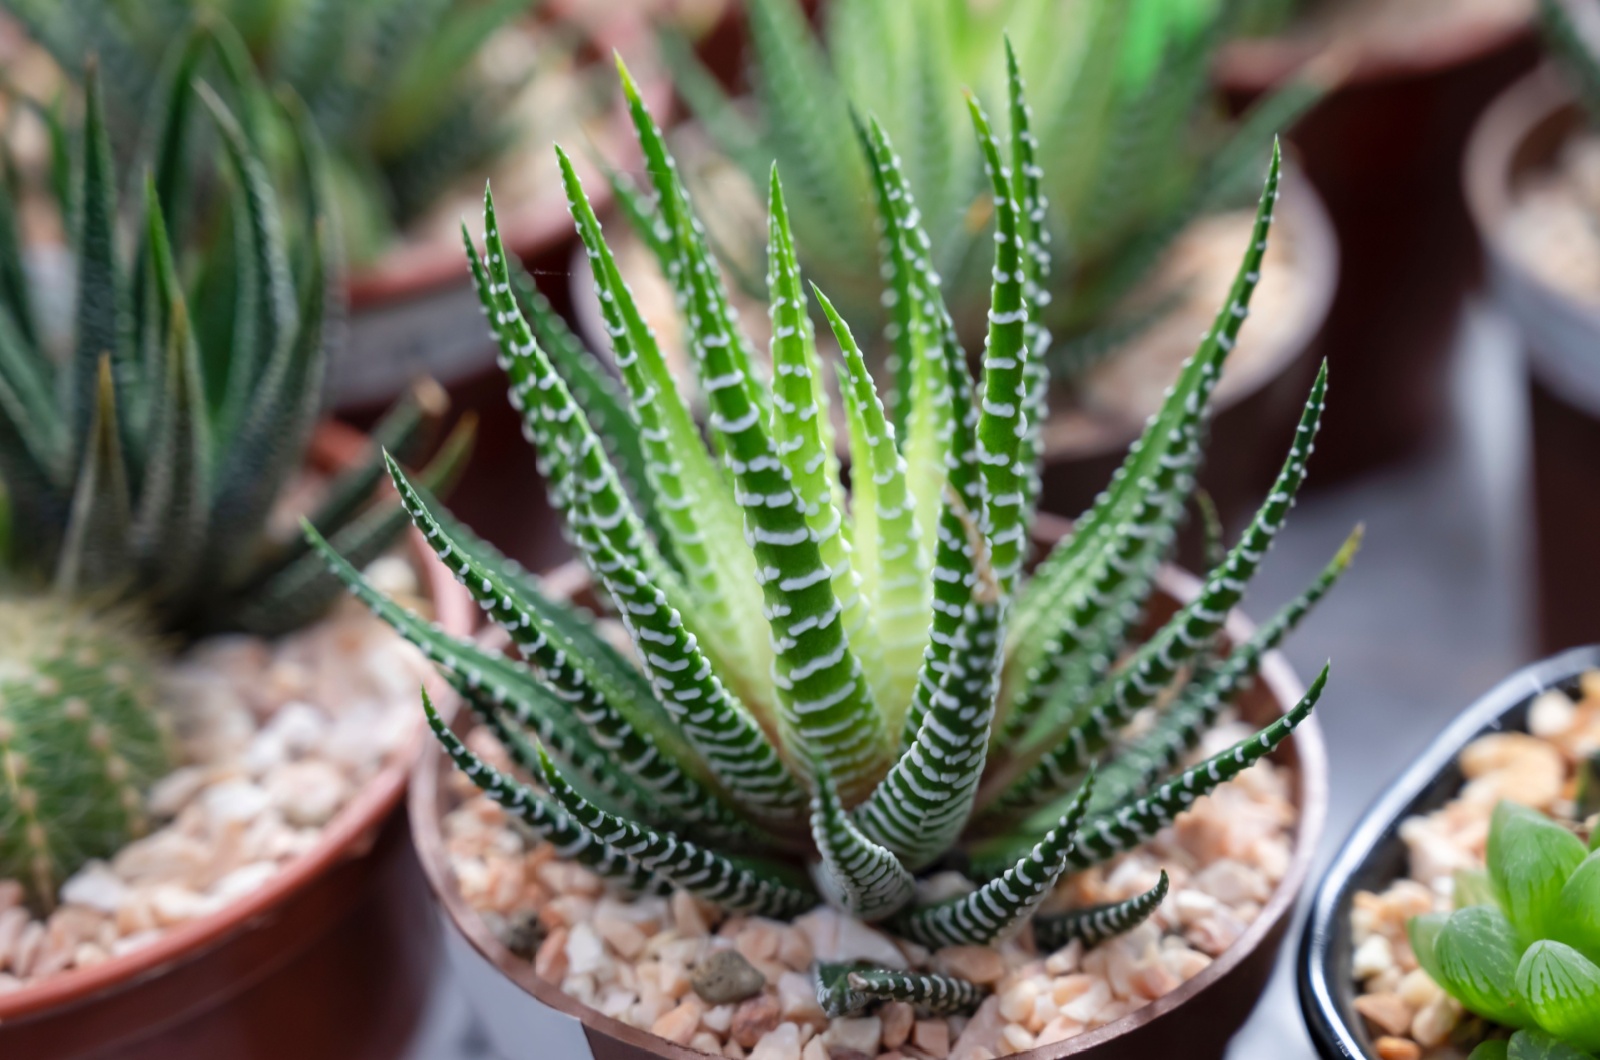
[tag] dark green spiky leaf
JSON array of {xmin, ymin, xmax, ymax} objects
[
  {"xmin": 816, "ymin": 962, "xmax": 987, "ymax": 1019},
  {"xmin": 68, "ymin": 64, "xmax": 125, "ymax": 468},
  {"xmin": 991, "ymin": 358, "xmax": 1325, "ymax": 818},
  {"xmin": 54, "ymin": 359, "xmax": 131, "ymax": 595},
  {"xmin": 1034, "ymin": 870, "xmax": 1169, "ymax": 951},
  {"xmin": 301, "ymin": 519, "xmax": 663, "ymax": 819},
  {"xmin": 536, "ymin": 742, "xmax": 819, "ymax": 919},
  {"xmin": 131, "ymin": 180, "xmax": 210, "ymax": 602},
  {"xmin": 891, "ymin": 773, "xmax": 1094, "ymax": 949},
  {"xmin": 809, "ymin": 757, "xmax": 915, "ymax": 921},
  {"xmin": 970, "ymin": 665, "xmax": 1329, "ymax": 878},
  {"xmin": 422, "ymin": 689, "xmax": 665, "ymax": 897}
]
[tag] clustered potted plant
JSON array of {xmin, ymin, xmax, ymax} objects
[
  {"xmin": 0, "ymin": 0, "xmax": 673, "ymax": 572},
  {"xmin": 0, "ymin": 36, "xmax": 474, "ymax": 1058},
  {"xmin": 1219, "ymin": 0, "xmax": 1538, "ymax": 480},
  {"xmin": 317, "ymin": 50, "xmax": 1348, "ymax": 1060},
  {"xmin": 1465, "ymin": 0, "xmax": 1600, "ymax": 655},
  {"xmin": 575, "ymin": 0, "xmax": 1338, "ymax": 535},
  {"xmin": 1301, "ymin": 648, "xmax": 1600, "ymax": 1060}
]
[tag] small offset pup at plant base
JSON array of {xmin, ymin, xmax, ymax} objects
[
  {"xmin": 0, "ymin": 32, "xmax": 468, "ymax": 928},
  {"xmin": 316, "ymin": 52, "xmax": 1356, "ymax": 1052},
  {"xmin": 1407, "ymin": 801, "xmax": 1600, "ymax": 1060}
]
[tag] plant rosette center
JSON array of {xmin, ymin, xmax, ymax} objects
[{"xmin": 1347, "ymin": 674, "xmax": 1600, "ymax": 1060}]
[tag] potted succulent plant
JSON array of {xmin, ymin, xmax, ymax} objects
[
  {"xmin": 1465, "ymin": 0, "xmax": 1600, "ymax": 656},
  {"xmin": 319, "ymin": 53, "xmax": 1349, "ymax": 1059},
  {"xmin": 0, "ymin": 39, "xmax": 475, "ymax": 1059},
  {"xmin": 2, "ymin": 0, "xmax": 671, "ymax": 571},
  {"xmin": 573, "ymin": 0, "xmax": 1338, "ymax": 536},
  {"xmin": 1218, "ymin": 0, "xmax": 1538, "ymax": 480},
  {"xmin": 1301, "ymin": 648, "xmax": 1600, "ymax": 1060}
]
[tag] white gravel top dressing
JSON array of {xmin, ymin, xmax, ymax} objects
[
  {"xmin": 1347, "ymin": 674, "xmax": 1600, "ymax": 1060},
  {"xmin": 0, "ymin": 557, "xmax": 449, "ymax": 992},
  {"xmin": 443, "ymin": 714, "xmax": 1302, "ymax": 1060}
]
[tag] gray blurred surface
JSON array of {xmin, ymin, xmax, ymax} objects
[{"xmin": 405, "ymin": 304, "xmax": 1539, "ymax": 1060}]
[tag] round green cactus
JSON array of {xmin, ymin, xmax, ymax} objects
[{"xmin": 0, "ymin": 597, "xmax": 170, "ymax": 910}]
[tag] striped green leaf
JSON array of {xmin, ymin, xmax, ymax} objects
[
  {"xmin": 555, "ymin": 146, "xmax": 770, "ymax": 707},
  {"xmin": 890, "ymin": 771, "xmax": 1095, "ymax": 949},
  {"xmin": 816, "ymin": 962, "xmax": 988, "ymax": 1019},
  {"xmin": 1034, "ymin": 870, "xmax": 1168, "ymax": 951},
  {"xmin": 990, "ymin": 355, "xmax": 1324, "ymax": 818},
  {"xmin": 536, "ymin": 742, "xmax": 819, "ymax": 919},
  {"xmin": 422, "ymin": 689, "xmax": 666, "ymax": 897},
  {"xmin": 808, "ymin": 757, "xmax": 916, "ymax": 921}
]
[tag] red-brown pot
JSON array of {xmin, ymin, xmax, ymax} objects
[
  {"xmin": 1464, "ymin": 66, "xmax": 1600, "ymax": 655},
  {"xmin": 1037, "ymin": 162, "xmax": 1338, "ymax": 542},
  {"xmin": 1216, "ymin": 15, "xmax": 1538, "ymax": 481},
  {"xmin": 409, "ymin": 519, "xmax": 1329, "ymax": 1060},
  {"xmin": 0, "ymin": 421, "xmax": 478, "ymax": 1060},
  {"xmin": 334, "ymin": 3, "xmax": 671, "ymax": 574}
]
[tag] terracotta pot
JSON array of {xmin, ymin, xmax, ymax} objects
[
  {"xmin": 1299, "ymin": 644, "xmax": 1600, "ymax": 1059},
  {"xmin": 334, "ymin": 4, "xmax": 671, "ymax": 574},
  {"xmin": 409, "ymin": 518, "xmax": 1329, "ymax": 1060},
  {"xmin": 0, "ymin": 420, "xmax": 478, "ymax": 1060},
  {"xmin": 1036, "ymin": 162, "xmax": 1338, "ymax": 541},
  {"xmin": 1465, "ymin": 67, "xmax": 1600, "ymax": 656},
  {"xmin": 1216, "ymin": 15, "xmax": 1538, "ymax": 482}
]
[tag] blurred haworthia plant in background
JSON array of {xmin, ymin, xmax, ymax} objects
[
  {"xmin": 0, "ymin": 30, "xmax": 469, "ymax": 909},
  {"xmin": 658, "ymin": 0, "xmax": 1320, "ymax": 381},
  {"xmin": 315, "ymin": 51, "xmax": 1356, "ymax": 1016},
  {"xmin": 2, "ymin": 0, "xmax": 551, "ymax": 262},
  {"xmin": 1411, "ymin": 801, "xmax": 1600, "ymax": 1059}
]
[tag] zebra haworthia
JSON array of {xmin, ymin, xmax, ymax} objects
[{"xmin": 315, "ymin": 52, "xmax": 1347, "ymax": 1024}]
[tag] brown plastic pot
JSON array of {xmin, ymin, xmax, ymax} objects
[
  {"xmin": 1038, "ymin": 163, "xmax": 1338, "ymax": 539},
  {"xmin": 409, "ymin": 519, "xmax": 1329, "ymax": 1060},
  {"xmin": 0, "ymin": 421, "xmax": 478, "ymax": 1060},
  {"xmin": 334, "ymin": 3, "xmax": 671, "ymax": 574},
  {"xmin": 1464, "ymin": 67, "xmax": 1600, "ymax": 655},
  {"xmin": 1216, "ymin": 14, "xmax": 1538, "ymax": 481}
]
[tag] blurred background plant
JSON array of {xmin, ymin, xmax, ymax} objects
[
  {"xmin": 659, "ymin": 0, "xmax": 1318, "ymax": 381},
  {"xmin": 0, "ymin": 30, "xmax": 468, "ymax": 909},
  {"xmin": 0, "ymin": 0, "xmax": 573, "ymax": 265},
  {"xmin": 1230, "ymin": 0, "xmax": 1301, "ymax": 36},
  {"xmin": 1541, "ymin": 0, "xmax": 1600, "ymax": 115}
]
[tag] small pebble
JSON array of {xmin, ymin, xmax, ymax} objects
[{"xmin": 693, "ymin": 948, "xmax": 767, "ymax": 1005}]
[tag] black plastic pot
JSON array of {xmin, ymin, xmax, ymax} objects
[{"xmin": 1298, "ymin": 645, "xmax": 1600, "ymax": 1059}]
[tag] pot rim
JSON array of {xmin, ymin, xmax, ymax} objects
[
  {"xmin": 343, "ymin": 2, "xmax": 669, "ymax": 309},
  {"xmin": 1215, "ymin": 14, "xmax": 1533, "ymax": 93},
  {"xmin": 0, "ymin": 419, "xmax": 478, "ymax": 1026},
  {"xmin": 1297, "ymin": 644, "xmax": 1600, "ymax": 1060},
  {"xmin": 1037, "ymin": 158, "xmax": 1339, "ymax": 465},
  {"xmin": 1463, "ymin": 65, "xmax": 1600, "ymax": 405},
  {"xmin": 410, "ymin": 517, "xmax": 1329, "ymax": 1060},
  {"xmin": 1464, "ymin": 64, "xmax": 1578, "ymax": 263}
]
